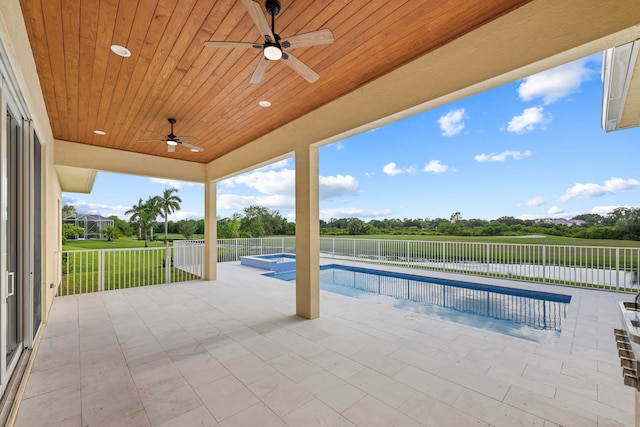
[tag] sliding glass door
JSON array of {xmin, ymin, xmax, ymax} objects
[{"xmin": 3, "ymin": 109, "xmax": 21, "ymax": 380}]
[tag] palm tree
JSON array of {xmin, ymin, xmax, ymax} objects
[
  {"xmin": 142, "ymin": 196, "xmax": 163, "ymax": 246},
  {"xmin": 158, "ymin": 188, "xmax": 182, "ymax": 244},
  {"xmin": 125, "ymin": 198, "xmax": 145, "ymax": 240}
]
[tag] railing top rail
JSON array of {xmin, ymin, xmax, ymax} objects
[{"xmin": 317, "ymin": 237, "xmax": 640, "ymax": 251}]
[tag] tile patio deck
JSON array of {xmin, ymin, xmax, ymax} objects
[{"xmin": 12, "ymin": 261, "xmax": 636, "ymax": 426}]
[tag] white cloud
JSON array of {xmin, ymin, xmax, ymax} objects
[
  {"xmin": 506, "ymin": 107, "xmax": 551, "ymax": 134},
  {"xmin": 255, "ymin": 158, "xmax": 291, "ymax": 171},
  {"xmin": 217, "ymin": 194, "xmax": 295, "ymax": 211},
  {"xmin": 437, "ymin": 108, "xmax": 465, "ymax": 136},
  {"xmin": 148, "ymin": 178, "xmax": 203, "ymax": 189},
  {"xmin": 335, "ymin": 142, "xmax": 345, "ymax": 150},
  {"xmin": 167, "ymin": 211, "xmax": 204, "ymax": 221},
  {"xmin": 382, "ymin": 162, "xmax": 416, "ymax": 176},
  {"xmin": 65, "ymin": 198, "xmax": 130, "ymax": 217},
  {"xmin": 548, "ymin": 206, "xmax": 564, "ymax": 215},
  {"xmin": 518, "ymin": 59, "xmax": 597, "ymax": 104},
  {"xmin": 218, "ymin": 168, "xmax": 358, "ymax": 213},
  {"xmin": 319, "ymin": 175, "xmax": 359, "ymax": 199},
  {"xmin": 383, "ymin": 162, "xmax": 403, "ymax": 176},
  {"xmin": 517, "ymin": 214, "xmax": 543, "ymax": 220},
  {"xmin": 559, "ymin": 177, "xmax": 640, "ymax": 201},
  {"xmin": 518, "ymin": 196, "xmax": 545, "ymax": 207},
  {"xmin": 474, "ymin": 150, "xmax": 532, "ymax": 163},
  {"xmin": 423, "ymin": 160, "xmax": 449, "ymax": 174},
  {"xmin": 320, "ymin": 208, "xmax": 393, "ymax": 221},
  {"xmin": 229, "ymin": 169, "xmax": 296, "ymax": 196},
  {"xmin": 590, "ymin": 205, "xmax": 635, "ymax": 216}
]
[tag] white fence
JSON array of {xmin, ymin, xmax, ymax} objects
[
  {"xmin": 58, "ymin": 238, "xmax": 640, "ymax": 296},
  {"xmin": 57, "ymin": 244, "xmax": 204, "ymax": 296},
  {"xmin": 216, "ymin": 237, "xmax": 640, "ymax": 292}
]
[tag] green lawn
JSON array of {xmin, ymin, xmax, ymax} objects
[
  {"xmin": 63, "ymin": 237, "xmax": 167, "ymax": 251},
  {"xmin": 63, "ymin": 235, "xmax": 205, "ymax": 251}
]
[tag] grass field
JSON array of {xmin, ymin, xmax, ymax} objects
[{"xmin": 63, "ymin": 235, "xmax": 204, "ymax": 251}]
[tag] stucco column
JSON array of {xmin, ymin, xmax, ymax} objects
[
  {"xmin": 203, "ymin": 181, "xmax": 217, "ymax": 281},
  {"xmin": 295, "ymin": 145, "xmax": 320, "ymax": 319}
]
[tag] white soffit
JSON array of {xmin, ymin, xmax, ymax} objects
[
  {"xmin": 602, "ymin": 40, "xmax": 640, "ymax": 132},
  {"xmin": 55, "ymin": 165, "xmax": 97, "ymax": 193}
]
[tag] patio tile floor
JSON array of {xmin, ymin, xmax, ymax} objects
[{"xmin": 13, "ymin": 261, "xmax": 636, "ymax": 426}]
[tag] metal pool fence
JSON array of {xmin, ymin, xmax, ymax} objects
[
  {"xmin": 57, "ymin": 238, "xmax": 640, "ymax": 296},
  {"xmin": 217, "ymin": 237, "xmax": 640, "ymax": 292}
]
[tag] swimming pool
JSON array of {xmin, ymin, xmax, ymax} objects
[{"xmin": 265, "ymin": 264, "xmax": 571, "ymax": 343}]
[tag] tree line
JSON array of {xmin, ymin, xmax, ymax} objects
[
  {"xmin": 64, "ymin": 199, "xmax": 640, "ymax": 243},
  {"xmin": 317, "ymin": 208, "xmax": 640, "ymax": 240},
  {"xmin": 218, "ymin": 206, "xmax": 640, "ymax": 241}
]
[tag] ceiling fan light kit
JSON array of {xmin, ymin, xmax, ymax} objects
[
  {"xmin": 264, "ymin": 45, "xmax": 282, "ymax": 60},
  {"xmin": 204, "ymin": 0, "xmax": 334, "ymax": 84}
]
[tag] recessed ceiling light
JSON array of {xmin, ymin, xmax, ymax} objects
[
  {"xmin": 259, "ymin": 100, "xmax": 271, "ymax": 107},
  {"xmin": 110, "ymin": 44, "xmax": 131, "ymax": 57},
  {"xmin": 93, "ymin": 130, "xmax": 106, "ymax": 135},
  {"xmin": 190, "ymin": 148, "xmax": 199, "ymax": 153}
]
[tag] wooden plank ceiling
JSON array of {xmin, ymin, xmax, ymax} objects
[{"xmin": 20, "ymin": 0, "xmax": 529, "ymax": 164}]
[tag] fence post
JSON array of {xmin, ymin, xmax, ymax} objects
[
  {"xmin": 486, "ymin": 243, "xmax": 490, "ymax": 276},
  {"xmin": 377, "ymin": 239, "xmax": 381, "ymax": 262},
  {"xmin": 616, "ymin": 247, "xmax": 620, "ymax": 292},
  {"xmin": 165, "ymin": 246, "xmax": 172, "ymax": 284},
  {"xmin": 98, "ymin": 250, "xmax": 104, "ymax": 292},
  {"xmin": 407, "ymin": 241, "xmax": 410, "ymax": 267},
  {"xmin": 235, "ymin": 239, "xmax": 238, "ymax": 261},
  {"xmin": 542, "ymin": 246, "xmax": 546, "ymax": 284}
]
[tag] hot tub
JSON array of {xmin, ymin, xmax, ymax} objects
[{"xmin": 240, "ymin": 253, "xmax": 296, "ymax": 272}]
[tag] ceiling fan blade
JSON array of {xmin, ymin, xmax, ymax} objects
[
  {"xmin": 241, "ymin": 0, "xmax": 274, "ymax": 42},
  {"xmin": 181, "ymin": 141, "xmax": 205, "ymax": 152},
  {"xmin": 282, "ymin": 53, "xmax": 319, "ymax": 83},
  {"xmin": 204, "ymin": 41, "xmax": 262, "ymax": 49},
  {"xmin": 282, "ymin": 29, "xmax": 334, "ymax": 50},
  {"xmin": 177, "ymin": 135, "xmax": 197, "ymax": 142},
  {"xmin": 136, "ymin": 139, "xmax": 164, "ymax": 142},
  {"xmin": 167, "ymin": 144, "xmax": 176, "ymax": 153},
  {"xmin": 143, "ymin": 130, "xmax": 167, "ymax": 138},
  {"xmin": 250, "ymin": 57, "xmax": 270, "ymax": 84}
]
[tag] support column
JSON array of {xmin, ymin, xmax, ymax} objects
[
  {"xmin": 295, "ymin": 145, "xmax": 320, "ymax": 319},
  {"xmin": 203, "ymin": 181, "xmax": 217, "ymax": 281}
]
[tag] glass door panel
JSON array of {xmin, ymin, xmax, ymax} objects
[{"xmin": 5, "ymin": 111, "xmax": 20, "ymax": 368}]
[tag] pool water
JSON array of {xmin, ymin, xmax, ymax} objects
[{"xmin": 265, "ymin": 264, "xmax": 571, "ymax": 344}]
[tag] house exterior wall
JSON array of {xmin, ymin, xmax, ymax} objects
[{"xmin": 0, "ymin": 0, "xmax": 61, "ymax": 324}]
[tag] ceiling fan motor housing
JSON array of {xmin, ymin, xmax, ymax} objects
[{"xmin": 265, "ymin": 0, "xmax": 281, "ymax": 16}]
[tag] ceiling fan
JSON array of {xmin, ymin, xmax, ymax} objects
[
  {"xmin": 138, "ymin": 118, "xmax": 204, "ymax": 153},
  {"xmin": 204, "ymin": 0, "xmax": 334, "ymax": 84}
]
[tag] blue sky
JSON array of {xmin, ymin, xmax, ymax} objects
[{"xmin": 63, "ymin": 53, "xmax": 640, "ymax": 223}]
